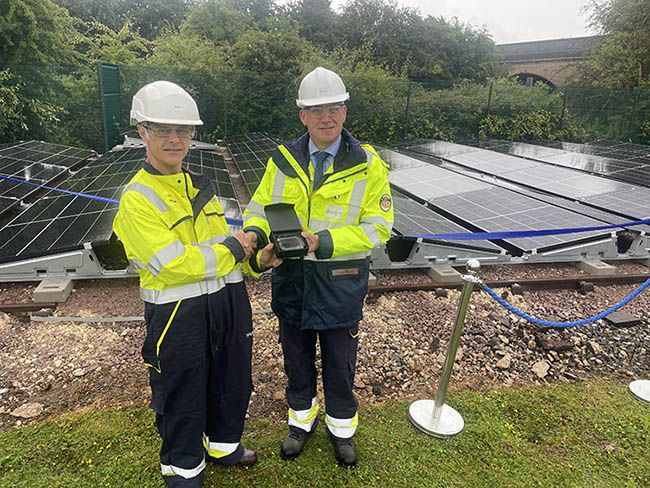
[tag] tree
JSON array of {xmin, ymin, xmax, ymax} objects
[
  {"xmin": 582, "ymin": 0, "xmax": 650, "ymax": 87},
  {"xmin": 282, "ymin": 0, "xmax": 339, "ymax": 50},
  {"xmin": 1, "ymin": 0, "xmax": 81, "ymax": 65},
  {"xmin": 181, "ymin": 0, "xmax": 256, "ymax": 43},
  {"xmin": 55, "ymin": 0, "xmax": 192, "ymax": 39}
]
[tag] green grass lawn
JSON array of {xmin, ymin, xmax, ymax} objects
[{"xmin": 0, "ymin": 379, "xmax": 648, "ymax": 487}]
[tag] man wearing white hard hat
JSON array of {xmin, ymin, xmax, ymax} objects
[
  {"xmin": 243, "ymin": 67, "xmax": 394, "ymax": 467},
  {"xmin": 114, "ymin": 81, "xmax": 280, "ymax": 487}
]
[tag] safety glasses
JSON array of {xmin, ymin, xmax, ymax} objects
[
  {"xmin": 143, "ymin": 123, "xmax": 196, "ymax": 139},
  {"xmin": 303, "ymin": 104, "xmax": 345, "ymax": 117}
]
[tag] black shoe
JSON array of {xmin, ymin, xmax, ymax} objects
[
  {"xmin": 280, "ymin": 417, "xmax": 318, "ymax": 460},
  {"xmin": 330, "ymin": 435, "xmax": 357, "ymax": 468},
  {"xmin": 238, "ymin": 448, "xmax": 257, "ymax": 467}
]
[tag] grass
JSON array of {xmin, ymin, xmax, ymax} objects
[{"xmin": 0, "ymin": 379, "xmax": 648, "ymax": 487}]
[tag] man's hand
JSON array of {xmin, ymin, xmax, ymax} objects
[
  {"xmin": 301, "ymin": 232, "xmax": 320, "ymax": 253},
  {"xmin": 259, "ymin": 243, "xmax": 282, "ymax": 268},
  {"xmin": 234, "ymin": 230, "xmax": 254, "ymax": 261},
  {"xmin": 244, "ymin": 231, "xmax": 258, "ymax": 250}
]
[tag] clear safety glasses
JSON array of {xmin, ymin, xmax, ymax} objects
[
  {"xmin": 303, "ymin": 104, "xmax": 345, "ymax": 117},
  {"xmin": 143, "ymin": 123, "xmax": 196, "ymax": 139}
]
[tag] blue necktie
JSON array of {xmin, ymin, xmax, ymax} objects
[{"xmin": 312, "ymin": 151, "xmax": 328, "ymax": 189}]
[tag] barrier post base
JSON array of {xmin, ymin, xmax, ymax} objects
[
  {"xmin": 628, "ymin": 380, "xmax": 650, "ymax": 404},
  {"xmin": 408, "ymin": 400, "xmax": 464, "ymax": 438}
]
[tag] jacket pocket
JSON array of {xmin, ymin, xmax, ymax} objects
[{"xmin": 303, "ymin": 259, "xmax": 369, "ymax": 330}]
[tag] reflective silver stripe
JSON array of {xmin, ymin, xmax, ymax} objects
[
  {"xmin": 325, "ymin": 413, "xmax": 358, "ymax": 439},
  {"xmin": 344, "ymin": 180, "xmax": 368, "ymax": 225},
  {"xmin": 146, "ymin": 240, "xmax": 185, "ymax": 276},
  {"xmin": 198, "ymin": 245, "xmax": 217, "ymax": 279},
  {"xmin": 203, "ymin": 435, "xmax": 239, "ymax": 457},
  {"xmin": 309, "ymin": 218, "xmax": 336, "ymax": 232},
  {"xmin": 363, "ymin": 148, "xmax": 374, "ymax": 164},
  {"xmin": 225, "ymin": 268, "xmax": 244, "ymax": 283},
  {"xmin": 130, "ymin": 258, "xmax": 144, "ymax": 271},
  {"xmin": 245, "ymin": 199, "xmax": 266, "ymax": 220},
  {"xmin": 272, "ymin": 171, "xmax": 287, "ymax": 203},
  {"xmin": 202, "ymin": 234, "xmax": 226, "ymax": 246},
  {"xmin": 160, "ymin": 458, "xmax": 205, "ymax": 479},
  {"xmin": 360, "ymin": 222, "xmax": 383, "ymax": 246},
  {"xmin": 361, "ymin": 215, "xmax": 392, "ymax": 230},
  {"xmin": 140, "ymin": 278, "xmax": 228, "ymax": 304},
  {"xmin": 304, "ymin": 251, "xmax": 369, "ymax": 262},
  {"xmin": 124, "ymin": 182, "xmax": 168, "ymax": 212}
]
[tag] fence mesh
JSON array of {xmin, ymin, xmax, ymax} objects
[{"xmin": 1, "ymin": 63, "xmax": 648, "ymax": 152}]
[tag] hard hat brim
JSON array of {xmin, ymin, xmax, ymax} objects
[
  {"xmin": 131, "ymin": 114, "xmax": 204, "ymax": 126},
  {"xmin": 296, "ymin": 92, "xmax": 350, "ymax": 108}
]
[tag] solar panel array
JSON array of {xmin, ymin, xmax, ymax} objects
[
  {"xmin": 0, "ymin": 147, "xmax": 241, "ymax": 263},
  {"xmin": 225, "ymin": 133, "xmax": 276, "ymax": 194},
  {"xmin": 0, "ymin": 141, "xmax": 95, "ymax": 214},
  {"xmin": 470, "ymin": 139, "xmax": 650, "ymax": 188},
  {"xmin": 387, "ymin": 148, "xmax": 612, "ymax": 252},
  {"xmin": 407, "ymin": 140, "xmax": 650, "ymax": 222}
]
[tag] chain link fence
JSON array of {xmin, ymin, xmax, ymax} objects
[{"xmin": 1, "ymin": 63, "xmax": 648, "ymax": 152}]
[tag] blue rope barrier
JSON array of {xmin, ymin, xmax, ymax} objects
[
  {"xmin": 2, "ymin": 174, "xmax": 648, "ymax": 237},
  {"xmin": 482, "ymin": 279, "xmax": 650, "ymax": 328},
  {"xmin": 0, "ymin": 174, "xmax": 244, "ymax": 227}
]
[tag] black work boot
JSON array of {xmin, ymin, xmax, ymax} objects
[
  {"xmin": 280, "ymin": 417, "xmax": 318, "ymax": 460},
  {"xmin": 330, "ymin": 435, "xmax": 357, "ymax": 468}
]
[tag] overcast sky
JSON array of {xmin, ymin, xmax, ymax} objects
[{"xmin": 330, "ymin": 0, "xmax": 596, "ymax": 44}]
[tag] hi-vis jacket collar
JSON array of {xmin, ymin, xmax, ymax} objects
[
  {"xmin": 142, "ymin": 160, "xmax": 216, "ymax": 220},
  {"xmin": 275, "ymin": 128, "xmax": 367, "ymax": 176}
]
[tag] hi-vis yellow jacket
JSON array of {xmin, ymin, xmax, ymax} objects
[
  {"xmin": 113, "ymin": 163, "xmax": 253, "ymax": 305},
  {"xmin": 243, "ymin": 129, "xmax": 393, "ymax": 330}
]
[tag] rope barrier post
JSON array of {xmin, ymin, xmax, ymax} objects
[
  {"xmin": 628, "ymin": 380, "xmax": 650, "ymax": 404},
  {"xmin": 408, "ymin": 258, "xmax": 481, "ymax": 437}
]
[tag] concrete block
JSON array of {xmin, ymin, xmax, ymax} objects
[
  {"xmin": 368, "ymin": 272, "xmax": 378, "ymax": 287},
  {"xmin": 639, "ymin": 258, "xmax": 650, "ymax": 268},
  {"xmin": 33, "ymin": 278, "xmax": 74, "ymax": 303},
  {"xmin": 577, "ymin": 260, "xmax": 616, "ymax": 276},
  {"xmin": 603, "ymin": 311, "xmax": 642, "ymax": 328},
  {"xmin": 428, "ymin": 266, "xmax": 462, "ymax": 285}
]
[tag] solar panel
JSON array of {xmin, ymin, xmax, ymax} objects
[
  {"xmin": 386, "ymin": 148, "xmax": 615, "ymax": 253},
  {"xmin": 226, "ymin": 133, "xmax": 277, "ymax": 194},
  {"xmin": 0, "ymin": 140, "xmax": 95, "ymax": 214},
  {"xmin": 0, "ymin": 148, "xmax": 241, "ymax": 264},
  {"xmin": 407, "ymin": 140, "xmax": 650, "ymax": 221},
  {"xmin": 469, "ymin": 138, "xmax": 650, "ymax": 189},
  {"xmin": 391, "ymin": 190, "xmax": 501, "ymax": 251}
]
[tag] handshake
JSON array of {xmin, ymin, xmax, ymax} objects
[{"xmin": 232, "ymin": 230, "xmax": 321, "ymax": 269}]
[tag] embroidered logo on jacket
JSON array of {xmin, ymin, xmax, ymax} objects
[{"xmin": 379, "ymin": 194, "xmax": 392, "ymax": 212}]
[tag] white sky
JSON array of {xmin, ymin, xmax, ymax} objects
[{"xmin": 329, "ymin": 0, "xmax": 596, "ymax": 44}]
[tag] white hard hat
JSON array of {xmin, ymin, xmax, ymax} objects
[
  {"xmin": 130, "ymin": 80, "xmax": 203, "ymax": 126},
  {"xmin": 296, "ymin": 67, "xmax": 350, "ymax": 108}
]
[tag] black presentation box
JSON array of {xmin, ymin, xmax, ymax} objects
[{"xmin": 264, "ymin": 203, "xmax": 309, "ymax": 259}]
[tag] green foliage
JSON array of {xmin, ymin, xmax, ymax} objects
[
  {"xmin": 0, "ymin": 68, "xmax": 67, "ymax": 142},
  {"xmin": 0, "ymin": 0, "xmax": 81, "ymax": 65},
  {"xmin": 582, "ymin": 0, "xmax": 650, "ymax": 87},
  {"xmin": 55, "ymin": 0, "xmax": 191, "ymax": 39},
  {"xmin": 0, "ymin": 380, "xmax": 648, "ymax": 487},
  {"xmin": 181, "ymin": 0, "xmax": 257, "ymax": 43}
]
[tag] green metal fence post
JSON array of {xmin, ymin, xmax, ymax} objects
[
  {"xmin": 223, "ymin": 76, "xmax": 228, "ymax": 140},
  {"xmin": 96, "ymin": 62, "xmax": 121, "ymax": 152},
  {"xmin": 559, "ymin": 87, "xmax": 569, "ymax": 130},
  {"xmin": 486, "ymin": 80, "xmax": 494, "ymax": 116},
  {"xmin": 403, "ymin": 78, "xmax": 412, "ymax": 140},
  {"xmin": 627, "ymin": 87, "xmax": 640, "ymax": 142}
]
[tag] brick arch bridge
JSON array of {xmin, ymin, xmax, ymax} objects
[{"xmin": 497, "ymin": 35, "xmax": 604, "ymax": 87}]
